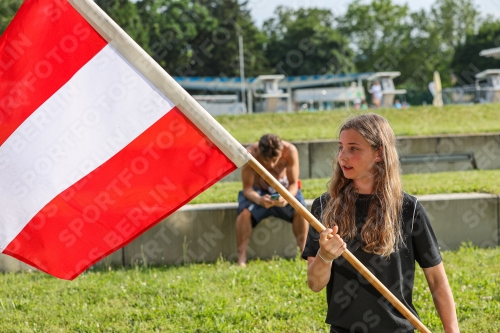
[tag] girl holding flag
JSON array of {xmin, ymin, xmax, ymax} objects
[{"xmin": 302, "ymin": 114, "xmax": 459, "ymax": 332}]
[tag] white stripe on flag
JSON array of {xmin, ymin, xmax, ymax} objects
[
  {"xmin": 0, "ymin": 45, "xmax": 174, "ymax": 250},
  {"xmin": 69, "ymin": 0, "xmax": 250, "ymax": 168}
]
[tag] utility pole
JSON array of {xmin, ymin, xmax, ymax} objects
[{"xmin": 238, "ymin": 35, "xmax": 247, "ymax": 112}]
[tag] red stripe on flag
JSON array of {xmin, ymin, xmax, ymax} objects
[
  {"xmin": 0, "ymin": 0, "xmax": 107, "ymax": 145},
  {"xmin": 3, "ymin": 107, "xmax": 237, "ymax": 280}
]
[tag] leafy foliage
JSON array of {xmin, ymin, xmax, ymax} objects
[
  {"xmin": 338, "ymin": 0, "xmax": 481, "ymax": 89},
  {"xmin": 0, "ymin": 0, "xmax": 499, "ymax": 103},
  {"xmin": 0, "ymin": 0, "xmax": 22, "ymax": 34},
  {"xmin": 135, "ymin": 0, "xmax": 217, "ymax": 75},
  {"xmin": 264, "ymin": 6, "xmax": 355, "ymax": 76},
  {"xmin": 128, "ymin": 0, "xmax": 268, "ymax": 77},
  {"xmin": 451, "ymin": 20, "xmax": 500, "ymax": 86},
  {"xmin": 430, "ymin": 0, "xmax": 479, "ymax": 50},
  {"xmin": 187, "ymin": 0, "xmax": 270, "ymax": 77}
]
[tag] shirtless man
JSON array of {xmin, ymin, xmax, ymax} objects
[{"xmin": 236, "ymin": 133, "xmax": 308, "ymax": 266}]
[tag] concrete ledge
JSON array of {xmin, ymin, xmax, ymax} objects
[
  {"xmin": 221, "ymin": 133, "xmax": 500, "ymax": 182},
  {"xmin": 2, "ymin": 194, "xmax": 498, "ymax": 273},
  {"xmin": 122, "ymin": 199, "xmax": 315, "ymax": 267},
  {"xmin": 0, "ymin": 255, "xmax": 35, "ymax": 273},
  {"xmin": 0, "ymin": 241, "xmax": 124, "ymax": 275},
  {"xmin": 418, "ymin": 193, "xmax": 499, "ymax": 250},
  {"xmin": 124, "ymin": 193, "xmax": 499, "ymax": 267}
]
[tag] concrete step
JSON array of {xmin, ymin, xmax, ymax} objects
[
  {"xmin": 2, "ymin": 193, "xmax": 498, "ymax": 274},
  {"xmin": 221, "ymin": 133, "xmax": 500, "ymax": 182}
]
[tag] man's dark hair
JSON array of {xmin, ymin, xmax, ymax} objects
[{"xmin": 258, "ymin": 134, "xmax": 283, "ymax": 159}]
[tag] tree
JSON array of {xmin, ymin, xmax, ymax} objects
[
  {"xmin": 451, "ymin": 19, "xmax": 500, "ymax": 85},
  {"xmin": 337, "ymin": 0, "xmax": 411, "ymax": 74},
  {"xmin": 338, "ymin": 0, "xmax": 409, "ymax": 51},
  {"xmin": 0, "ymin": 0, "xmax": 22, "ymax": 35},
  {"xmin": 430, "ymin": 0, "xmax": 479, "ymax": 51},
  {"xmin": 186, "ymin": 0, "xmax": 270, "ymax": 77},
  {"xmin": 263, "ymin": 6, "xmax": 354, "ymax": 76},
  {"xmin": 386, "ymin": 9, "xmax": 450, "ymax": 89},
  {"xmin": 337, "ymin": 0, "xmax": 439, "ymax": 88},
  {"xmin": 338, "ymin": 0, "xmax": 481, "ymax": 89},
  {"xmin": 95, "ymin": 0, "xmax": 149, "ymax": 51},
  {"xmin": 135, "ymin": 0, "xmax": 267, "ymax": 78},
  {"xmin": 135, "ymin": 0, "xmax": 217, "ymax": 76},
  {"xmin": 420, "ymin": 0, "xmax": 480, "ymax": 87}
]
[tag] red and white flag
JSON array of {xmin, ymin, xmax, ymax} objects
[{"xmin": 0, "ymin": 0, "xmax": 249, "ymax": 280}]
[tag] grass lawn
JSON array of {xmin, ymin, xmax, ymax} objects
[
  {"xmin": 190, "ymin": 169, "xmax": 500, "ymax": 204},
  {"xmin": 0, "ymin": 246, "xmax": 498, "ymax": 332},
  {"xmin": 215, "ymin": 104, "xmax": 500, "ymax": 143}
]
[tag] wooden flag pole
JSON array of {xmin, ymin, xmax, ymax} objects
[{"xmin": 247, "ymin": 156, "xmax": 431, "ymax": 333}]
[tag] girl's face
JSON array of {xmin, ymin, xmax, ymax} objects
[{"xmin": 338, "ymin": 129, "xmax": 380, "ymax": 192}]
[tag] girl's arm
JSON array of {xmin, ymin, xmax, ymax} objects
[
  {"xmin": 422, "ymin": 263, "xmax": 460, "ymax": 333},
  {"xmin": 306, "ymin": 226, "xmax": 346, "ymax": 292},
  {"xmin": 306, "ymin": 255, "xmax": 332, "ymax": 292}
]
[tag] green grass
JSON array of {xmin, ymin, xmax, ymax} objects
[
  {"xmin": 215, "ymin": 104, "xmax": 500, "ymax": 143},
  {"xmin": 402, "ymin": 170, "xmax": 500, "ymax": 195},
  {"xmin": 190, "ymin": 169, "xmax": 500, "ymax": 204},
  {"xmin": 0, "ymin": 246, "xmax": 498, "ymax": 332}
]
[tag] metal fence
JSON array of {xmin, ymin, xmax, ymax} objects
[{"xmin": 442, "ymin": 84, "xmax": 492, "ymax": 104}]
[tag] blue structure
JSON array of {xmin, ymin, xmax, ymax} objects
[
  {"xmin": 173, "ymin": 73, "xmax": 375, "ymax": 113},
  {"xmin": 173, "ymin": 73, "xmax": 373, "ymax": 91}
]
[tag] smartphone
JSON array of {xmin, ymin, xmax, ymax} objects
[{"xmin": 270, "ymin": 193, "xmax": 280, "ymax": 200}]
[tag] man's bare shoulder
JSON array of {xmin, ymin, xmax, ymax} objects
[
  {"xmin": 281, "ymin": 141, "xmax": 298, "ymax": 160},
  {"xmin": 246, "ymin": 142, "xmax": 259, "ymax": 155}
]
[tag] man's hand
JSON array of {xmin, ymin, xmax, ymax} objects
[
  {"xmin": 259, "ymin": 194, "xmax": 288, "ymax": 208},
  {"xmin": 273, "ymin": 196, "xmax": 288, "ymax": 207}
]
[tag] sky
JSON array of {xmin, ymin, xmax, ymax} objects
[{"xmin": 248, "ymin": 0, "xmax": 500, "ymax": 27}]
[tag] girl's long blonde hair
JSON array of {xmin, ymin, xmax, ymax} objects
[{"xmin": 323, "ymin": 113, "xmax": 403, "ymax": 257}]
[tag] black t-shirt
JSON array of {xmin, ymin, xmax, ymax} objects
[{"xmin": 302, "ymin": 192, "xmax": 442, "ymax": 333}]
